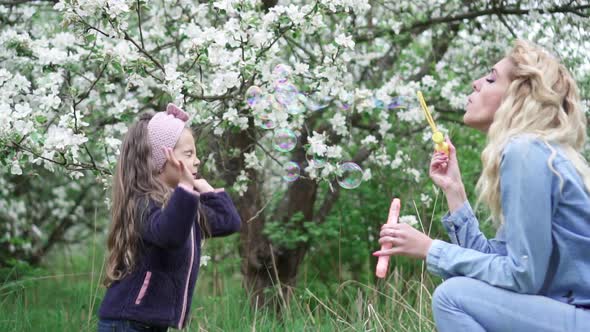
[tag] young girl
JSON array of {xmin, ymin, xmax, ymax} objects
[
  {"xmin": 374, "ymin": 40, "xmax": 590, "ymax": 331},
  {"xmin": 98, "ymin": 104, "xmax": 241, "ymax": 332}
]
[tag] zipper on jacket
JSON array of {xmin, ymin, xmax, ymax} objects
[
  {"xmin": 134, "ymin": 271, "xmax": 152, "ymax": 305},
  {"xmin": 178, "ymin": 226, "xmax": 195, "ymax": 329}
]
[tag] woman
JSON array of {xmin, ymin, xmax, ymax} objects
[{"xmin": 373, "ymin": 40, "xmax": 590, "ymax": 331}]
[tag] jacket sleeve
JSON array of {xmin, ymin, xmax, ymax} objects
[
  {"xmin": 426, "ymin": 138, "xmax": 558, "ymax": 294},
  {"xmin": 441, "ymin": 201, "xmax": 507, "ymax": 255},
  {"xmin": 140, "ymin": 186, "xmax": 200, "ymax": 249},
  {"xmin": 199, "ymin": 189, "xmax": 241, "ymax": 237}
]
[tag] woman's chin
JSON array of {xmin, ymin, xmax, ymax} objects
[{"xmin": 463, "ymin": 112, "xmax": 472, "ymax": 126}]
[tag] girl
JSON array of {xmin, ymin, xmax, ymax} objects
[
  {"xmin": 98, "ymin": 104, "xmax": 241, "ymax": 331},
  {"xmin": 374, "ymin": 40, "xmax": 590, "ymax": 331}
]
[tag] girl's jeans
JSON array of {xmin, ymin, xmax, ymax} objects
[
  {"xmin": 97, "ymin": 318, "xmax": 168, "ymax": 332},
  {"xmin": 433, "ymin": 277, "xmax": 590, "ymax": 332}
]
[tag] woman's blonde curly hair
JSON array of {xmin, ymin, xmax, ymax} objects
[{"xmin": 477, "ymin": 40, "xmax": 590, "ymax": 226}]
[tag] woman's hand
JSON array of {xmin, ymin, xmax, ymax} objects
[
  {"xmin": 429, "ymin": 138, "xmax": 468, "ymax": 212},
  {"xmin": 373, "ymin": 223, "xmax": 433, "ymax": 260},
  {"xmin": 164, "ymin": 147, "xmax": 194, "ymax": 188}
]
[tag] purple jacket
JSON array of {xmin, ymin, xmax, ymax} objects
[{"xmin": 98, "ymin": 186, "xmax": 241, "ymax": 329}]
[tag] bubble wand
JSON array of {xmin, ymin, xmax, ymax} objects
[
  {"xmin": 417, "ymin": 91, "xmax": 449, "ymax": 155},
  {"xmin": 375, "ymin": 198, "xmax": 401, "ymax": 279}
]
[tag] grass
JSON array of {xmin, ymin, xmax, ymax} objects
[
  {"xmin": 0, "ymin": 194, "xmax": 443, "ymax": 332},
  {"xmin": 0, "ymin": 240, "xmax": 439, "ymax": 332}
]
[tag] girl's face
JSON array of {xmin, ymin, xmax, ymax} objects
[
  {"xmin": 464, "ymin": 57, "xmax": 515, "ymax": 132},
  {"xmin": 159, "ymin": 128, "xmax": 201, "ymax": 188}
]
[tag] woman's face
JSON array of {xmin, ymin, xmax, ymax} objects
[{"xmin": 464, "ymin": 57, "xmax": 515, "ymax": 132}]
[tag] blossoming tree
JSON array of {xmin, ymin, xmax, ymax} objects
[{"xmin": 1, "ymin": 0, "xmax": 588, "ymax": 307}]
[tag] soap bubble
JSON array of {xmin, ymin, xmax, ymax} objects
[
  {"xmin": 304, "ymin": 95, "xmax": 330, "ymax": 111},
  {"xmin": 337, "ymin": 162, "xmax": 363, "ymax": 189},
  {"xmin": 373, "ymin": 98, "xmax": 385, "ymax": 109},
  {"xmin": 245, "ymin": 86, "xmax": 263, "ymax": 107},
  {"xmin": 283, "ymin": 162, "xmax": 300, "ymax": 182},
  {"xmin": 274, "ymin": 83, "xmax": 299, "ymax": 106},
  {"xmin": 273, "ymin": 64, "xmax": 291, "ymax": 84},
  {"xmin": 388, "ymin": 96, "xmax": 406, "ymax": 110},
  {"xmin": 256, "ymin": 113, "xmax": 276, "ymax": 130},
  {"xmin": 286, "ymin": 100, "xmax": 305, "ymax": 115},
  {"xmin": 306, "ymin": 153, "xmax": 326, "ymax": 168},
  {"xmin": 273, "ymin": 128, "xmax": 297, "ymax": 152}
]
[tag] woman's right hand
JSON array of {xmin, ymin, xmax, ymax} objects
[{"xmin": 429, "ymin": 138, "xmax": 467, "ymax": 211}]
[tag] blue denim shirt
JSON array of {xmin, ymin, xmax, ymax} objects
[{"xmin": 427, "ymin": 136, "xmax": 590, "ymax": 308}]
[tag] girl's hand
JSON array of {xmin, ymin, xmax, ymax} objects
[
  {"xmin": 164, "ymin": 147, "xmax": 194, "ymax": 188},
  {"xmin": 429, "ymin": 138, "xmax": 468, "ymax": 212},
  {"xmin": 193, "ymin": 178, "xmax": 214, "ymax": 193},
  {"xmin": 372, "ymin": 223, "xmax": 433, "ymax": 260}
]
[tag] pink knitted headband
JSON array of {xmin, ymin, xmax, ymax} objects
[{"xmin": 148, "ymin": 103, "xmax": 190, "ymax": 171}]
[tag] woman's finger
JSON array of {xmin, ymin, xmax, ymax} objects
[
  {"xmin": 372, "ymin": 247, "xmax": 402, "ymax": 257},
  {"xmin": 378, "ymin": 236, "xmax": 403, "ymax": 246},
  {"xmin": 381, "ymin": 223, "xmax": 401, "ymax": 230},
  {"xmin": 379, "ymin": 228, "xmax": 402, "ymax": 237},
  {"xmin": 431, "ymin": 155, "xmax": 448, "ymax": 164}
]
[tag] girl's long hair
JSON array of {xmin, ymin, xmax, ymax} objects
[
  {"xmin": 103, "ymin": 112, "xmax": 210, "ymax": 287},
  {"xmin": 477, "ymin": 40, "xmax": 590, "ymax": 226}
]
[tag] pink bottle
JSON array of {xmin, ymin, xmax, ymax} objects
[{"xmin": 375, "ymin": 198, "xmax": 401, "ymax": 279}]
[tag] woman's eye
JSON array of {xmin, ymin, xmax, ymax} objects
[{"xmin": 486, "ymin": 78, "xmax": 495, "ymax": 83}]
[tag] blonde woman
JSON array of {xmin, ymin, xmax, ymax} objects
[{"xmin": 374, "ymin": 40, "xmax": 590, "ymax": 331}]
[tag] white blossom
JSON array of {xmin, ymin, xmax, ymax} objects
[
  {"xmin": 399, "ymin": 215, "xmax": 418, "ymax": 226},
  {"xmin": 329, "ymin": 113, "xmax": 348, "ymax": 136}
]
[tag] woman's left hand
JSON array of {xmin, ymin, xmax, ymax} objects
[{"xmin": 373, "ymin": 223, "xmax": 433, "ymax": 260}]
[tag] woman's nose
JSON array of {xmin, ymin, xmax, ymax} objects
[
  {"xmin": 194, "ymin": 158, "xmax": 200, "ymax": 167},
  {"xmin": 472, "ymin": 78, "xmax": 481, "ymax": 92}
]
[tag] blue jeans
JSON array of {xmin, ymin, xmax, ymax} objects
[
  {"xmin": 97, "ymin": 318, "xmax": 168, "ymax": 332},
  {"xmin": 432, "ymin": 277, "xmax": 590, "ymax": 332}
]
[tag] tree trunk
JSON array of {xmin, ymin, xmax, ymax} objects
[{"xmin": 216, "ymin": 123, "xmax": 317, "ymax": 311}]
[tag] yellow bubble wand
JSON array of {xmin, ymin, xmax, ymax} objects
[{"xmin": 417, "ymin": 91, "xmax": 449, "ymax": 154}]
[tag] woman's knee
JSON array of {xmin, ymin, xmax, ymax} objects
[{"xmin": 432, "ymin": 277, "xmax": 476, "ymax": 310}]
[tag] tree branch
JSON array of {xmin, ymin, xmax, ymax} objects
[
  {"xmin": 0, "ymin": 0, "xmax": 56, "ymax": 5},
  {"xmin": 136, "ymin": 0, "xmax": 145, "ymax": 49},
  {"xmin": 355, "ymin": 3, "xmax": 590, "ymax": 41}
]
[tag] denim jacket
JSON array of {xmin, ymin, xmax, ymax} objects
[
  {"xmin": 427, "ymin": 136, "xmax": 590, "ymax": 308},
  {"xmin": 99, "ymin": 186, "xmax": 241, "ymax": 328}
]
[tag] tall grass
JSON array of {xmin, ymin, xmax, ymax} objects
[
  {"xmin": 0, "ymin": 200, "xmax": 442, "ymax": 332},
  {"xmin": 0, "ymin": 246, "xmax": 439, "ymax": 331}
]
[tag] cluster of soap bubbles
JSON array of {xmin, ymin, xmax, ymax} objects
[{"xmin": 245, "ymin": 64, "xmax": 409, "ymax": 190}]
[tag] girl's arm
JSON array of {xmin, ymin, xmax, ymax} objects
[
  {"xmin": 140, "ymin": 185, "xmax": 200, "ymax": 248},
  {"xmin": 426, "ymin": 138, "xmax": 558, "ymax": 294},
  {"xmin": 200, "ymin": 189, "xmax": 241, "ymax": 237}
]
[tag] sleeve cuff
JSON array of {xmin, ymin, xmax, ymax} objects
[
  {"xmin": 200, "ymin": 189, "xmax": 229, "ymax": 200},
  {"xmin": 426, "ymin": 239, "xmax": 452, "ymax": 279},
  {"xmin": 442, "ymin": 200, "xmax": 475, "ymax": 230},
  {"xmin": 178, "ymin": 183, "xmax": 200, "ymax": 197}
]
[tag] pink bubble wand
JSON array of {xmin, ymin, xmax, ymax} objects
[{"xmin": 375, "ymin": 198, "xmax": 401, "ymax": 279}]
